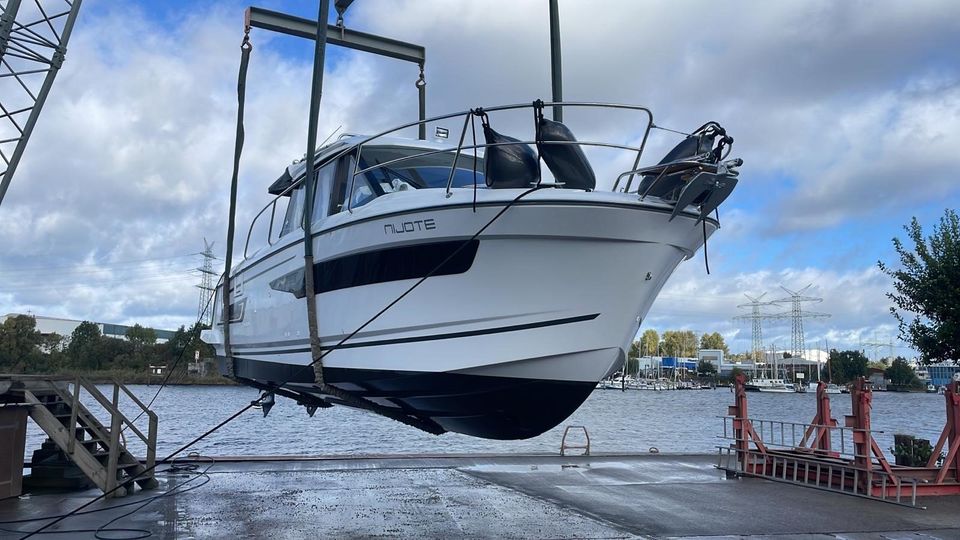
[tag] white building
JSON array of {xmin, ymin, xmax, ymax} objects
[{"xmin": 1, "ymin": 313, "xmax": 176, "ymax": 346}]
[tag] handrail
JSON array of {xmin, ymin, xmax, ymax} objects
[
  {"xmin": 560, "ymin": 425, "xmax": 591, "ymax": 456},
  {"xmin": 70, "ymin": 376, "xmax": 153, "ymax": 446},
  {"xmin": 240, "ymin": 101, "xmax": 659, "ymax": 260},
  {"xmin": 720, "ymin": 415, "xmax": 885, "ymax": 462},
  {"xmin": 613, "ymin": 159, "xmax": 714, "ymax": 193}
]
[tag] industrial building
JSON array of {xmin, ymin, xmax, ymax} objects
[
  {"xmin": 0, "ymin": 313, "xmax": 175, "ymax": 345},
  {"xmin": 927, "ymin": 362, "xmax": 960, "ymax": 387}
]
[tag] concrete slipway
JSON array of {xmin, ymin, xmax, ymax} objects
[{"xmin": 1, "ymin": 454, "xmax": 958, "ymax": 539}]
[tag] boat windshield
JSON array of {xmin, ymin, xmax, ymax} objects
[{"xmin": 357, "ymin": 145, "xmax": 485, "ymax": 191}]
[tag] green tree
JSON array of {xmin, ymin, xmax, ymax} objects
[
  {"xmin": 697, "ymin": 359, "xmax": 717, "ymax": 376},
  {"xmin": 699, "ymin": 332, "xmax": 729, "ymax": 355},
  {"xmin": 158, "ymin": 324, "xmax": 213, "ymax": 378},
  {"xmin": 825, "ymin": 349, "xmax": 868, "ymax": 384},
  {"xmin": 96, "ymin": 337, "xmax": 135, "ymax": 370},
  {"xmin": 879, "ymin": 209, "xmax": 960, "ymax": 365},
  {"xmin": 885, "ymin": 357, "xmax": 920, "ymax": 388},
  {"xmin": 67, "ymin": 321, "xmax": 102, "ymax": 370},
  {"xmin": 0, "ymin": 315, "xmax": 42, "ymax": 371},
  {"xmin": 629, "ymin": 340, "xmax": 641, "ymax": 360},
  {"xmin": 868, "ymin": 359, "xmax": 889, "ymax": 371},
  {"xmin": 640, "ymin": 329, "xmax": 659, "ymax": 356},
  {"xmin": 125, "ymin": 324, "xmax": 158, "ymax": 370},
  {"xmin": 662, "ymin": 330, "xmax": 697, "ymax": 357},
  {"xmin": 125, "ymin": 324, "xmax": 157, "ymax": 348}
]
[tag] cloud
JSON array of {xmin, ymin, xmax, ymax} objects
[
  {"xmin": 0, "ymin": 0, "xmax": 956, "ymax": 349},
  {"xmin": 647, "ymin": 259, "xmax": 903, "ymax": 356}
]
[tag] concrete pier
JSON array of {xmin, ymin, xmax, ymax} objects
[{"xmin": 1, "ymin": 454, "xmax": 958, "ymax": 539}]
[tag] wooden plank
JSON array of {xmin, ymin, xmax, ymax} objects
[{"xmin": 24, "ymin": 392, "xmax": 108, "ymax": 489}]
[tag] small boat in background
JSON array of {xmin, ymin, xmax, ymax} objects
[{"xmin": 745, "ymin": 378, "xmax": 794, "ymax": 393}]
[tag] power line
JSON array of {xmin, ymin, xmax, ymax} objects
[{"xmin": 0, "ymin": 254, "xmax": 195, "ymax": 275}]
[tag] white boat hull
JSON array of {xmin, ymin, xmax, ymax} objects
[{"xmin": 203, "ymin": 189, "xmax": 715, "ymax": 438}]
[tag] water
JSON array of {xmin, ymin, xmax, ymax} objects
[{"xmin": 24, "ymin": 385, "xmax": 948, "ymax": 460}]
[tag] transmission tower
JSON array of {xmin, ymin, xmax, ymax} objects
[
  {"xmin": 773, "ymin": 285, "xmax": 830, "ymax": 360},
  {"xmin": 195, "ymin": 238, "xmax": 217, "ymax": 327},
  {"xmin": 861, "ymin": 335, "xmax": 896, "ymax": 362},
  {"xmin": 733, "ymin": 293, "xmax": 778, "ymax": 362},
  {"xmin": 0, "ymin": 0, "xmax": 84, "ymax": 207}
]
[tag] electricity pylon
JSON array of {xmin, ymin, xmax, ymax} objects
[
  {"xmin": 733, "ymin": 293, "xmax": 778, "ymax": 362},
  {"xmin": 195, "ymin": 239, "xmax": 217, "ymax": 327},
  {"xmin": 861, "ymin": 335, "xmax": 896, "ymax": 362},
  {"xmin": 773, "ymin": 285, "xmax": 830, "ymax": 360},
  {"xmin": 0, "ymin": 0, "xmax": 84, "ymax": 206}
]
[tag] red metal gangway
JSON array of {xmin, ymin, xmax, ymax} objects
[{"xmin": 717, "ymin": 374, "xmax": 960, "ymax": 507}]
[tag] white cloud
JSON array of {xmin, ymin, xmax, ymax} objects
[
  {"xmin": 646, "ymin": 260, "xmax": 905, "ymax": 356},
  {"xmin": 0, "ymin": 0, "xmax": 957, "ymax": 343}
]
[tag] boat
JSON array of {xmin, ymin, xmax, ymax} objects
[
  {"xmin": 824, "ymin": 383, "xmax": 842, "ymax": 395},
  {"xmin": 201, "ymin": 18, "xmax": 741, "ymax": 439},
  {"xmin": 745, "ymin": 378, "xmax": 795, "ymax": 393},
  {"xmin": 201, "ymin": 109, "xmax": 739, "ymax": 440}
]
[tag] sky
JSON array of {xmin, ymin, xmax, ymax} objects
[{"xmin": 0, "ymin": 0, "xmax": 958, "ymax": 359}]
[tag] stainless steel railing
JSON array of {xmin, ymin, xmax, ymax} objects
[{"xmin": 242, "ymin": 101, "xmax": 658, "ymax": 259}]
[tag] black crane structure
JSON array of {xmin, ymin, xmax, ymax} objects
[{"xmin": 0, "ymin": 0, "xmax": 83, "ymax": 207}]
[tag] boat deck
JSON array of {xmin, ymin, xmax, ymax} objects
[{"xmin": 1, "ymin": 454, "xmax": 958, "ymax": 539}]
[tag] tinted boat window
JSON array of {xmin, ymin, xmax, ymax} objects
[
  {"xmin": 310, "ymin": 160, "xmax": 337, "ymax": 223},
  {"xmin": 360, "ymin": 145, "xmax": 486, "ymax": 189},
  {"xmin": 279, "ymin": 185, "xmax": 305, "ymax": 237}
]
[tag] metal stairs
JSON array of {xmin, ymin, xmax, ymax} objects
[{"xmin": 2, "ymin": 375, "xmax": 158, "ymax": 498}]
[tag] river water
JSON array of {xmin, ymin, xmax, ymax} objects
[{"xmin": 24, "ymin": 385, "xmax": 948, "ymax": 460}]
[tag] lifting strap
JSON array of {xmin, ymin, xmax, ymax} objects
[{"xmin": 221, "ymin": 30, "xmax": 252, "ymax": 378}]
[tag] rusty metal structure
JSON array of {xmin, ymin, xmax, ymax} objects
[{"xmin": 718, "ymin": 374, "xmax": 960, "ymax": 507}]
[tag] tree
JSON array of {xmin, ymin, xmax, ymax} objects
[
  {"xmin": 879, "ymin": 209, "xmax": 960, "ymax": 365},
  {"xmin": 125, "ymin": 324, "xmax": 157, "ymax": 348},
  {"xmin": 824, "ymin": 349, "xmax": 868, "ymax": 384},
  {"xmin": 699, "ymin": 332, "xmax": 729, "ymax": 355},
  {"xmin": 640, "ymin": 329, "xmax": 659, "ymax": 356},
  {"xmin": 0, "ymin": 315, "xmax": 42, "ymax": 370},
  {"xmin": 125, "ymin": 324, "xmax": 158, "ymax": 370},
  {"xmin": 885, "ymin": 356, "xmax": 920, "ymax": 389},
  {"xmin": 697, "ymin": 360, "xmax": 717, "ymax": 376},
  {"xmin": 629, "ymin": 340, "xmax": 640, "ymax": 360},
  {"xmin": 67, "ymin": 321, "xmax": 102, "ymax": 370},
  {"xmin": 662, "ymin": 330, "xmax": 697, "ymax": 357}
]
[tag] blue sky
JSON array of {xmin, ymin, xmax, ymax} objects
[{"xmin": 1, "ymin": 0, "xmax": 958, "ymax": 359}]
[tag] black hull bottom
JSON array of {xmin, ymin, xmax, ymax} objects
[{"xmin": 224, "ymin": 356, "xmax": 596, "ymax": 440}]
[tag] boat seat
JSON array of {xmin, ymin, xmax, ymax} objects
[
  {"xmin": 637, "ymin": 129, "xmax": 719, "ymax": 200},
  {"xmin": 537, "ymin": 117, "xmax": 596, "ymax": 191},
  {"xmin": 482, "ymin": 124, "xmax": 540, "ymax": 189}
]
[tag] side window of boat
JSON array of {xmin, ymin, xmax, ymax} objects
[
  {"xmin": 349, "ymin": 159, "xmax": 378, "ymax": 210},
  {"xmin": 328, "ymin": 156, "xmax": 351, "ymax": 215},
  {"xmin": 329, "ymin": 154, "xmax": 382, "ymax": 214},
  {"xmin": 279, "ymin": 185, "xmax": 305, "ymax": 237},
  {"xmin": 310, "ymin": 160, "xmax": 337, "ymax": 223}
]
